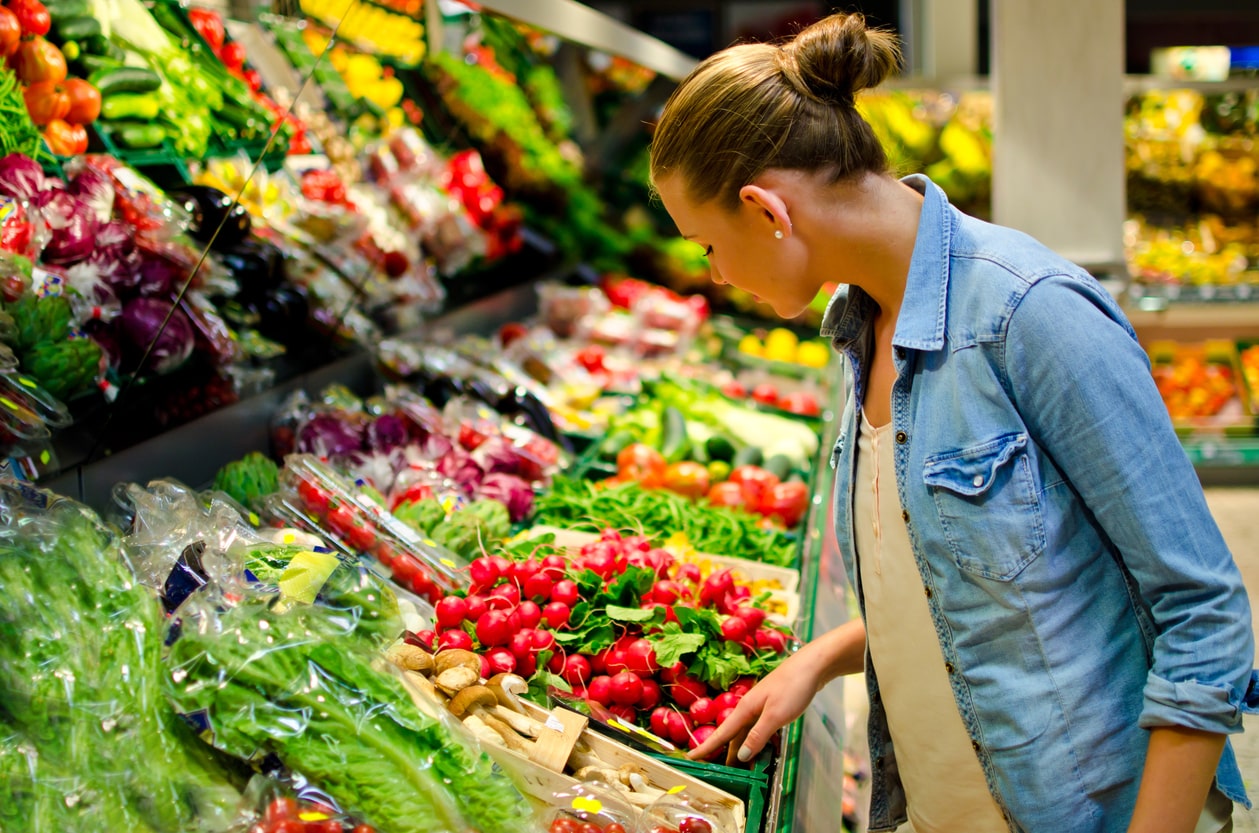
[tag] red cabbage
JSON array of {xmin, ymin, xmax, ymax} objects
[
  {"xmin": 473, "ymin": 436, "xmax": 526, "ymax": 477},
  {"xmin": 477, "ymin": 473, "xmax": 534, "ymax": 522},
  {"xmin": 436, "ymin": 447, "xmax": 483, "ymax": 495},
  {"xmin": 297, "ymin": 413, "xmax": 365, "ymax": 457},
  {"xmin": 0, "ymin": 154, "xmax": 52, "ymax": 201},
  {"xmin": 83, "ymin": 225, "xmax": 141, "ymax": 294},
  {"xmin": 366, "ymin": 414, "xmax": 409, "ymax": 453},
  {"xmin": 421, "ymin": 432, "xmax": 454, "ymax": 460},
  {"xmin": 136, "ymin": 254, "xmax": 179, "ymax": 296},
  {"xmin": 118, "ymin": 297, "xmax": 195, "ymax": 375},
  {"xmin": 34, "ymin": 189, "xmax": 99, "ymax": 265},
  {"xmin": 69, "ymin": 166, "xmax": 116, "ymax": 224}
]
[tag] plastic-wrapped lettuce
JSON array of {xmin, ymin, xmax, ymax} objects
[
  {"xmin": 166, "ymin": 580, "xmax": 538, "ymax": 833},
  {"xmin": 0, "ymin": 479, "xmax": 242, "ymax": 833}
]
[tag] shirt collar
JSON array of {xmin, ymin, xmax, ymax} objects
[{"xmin": 819, "ymin": 174, "xmax": 952, "ymax": 353}]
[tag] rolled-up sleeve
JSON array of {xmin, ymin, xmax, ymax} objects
[{"xmin": 1004, "ymin": 273, "xmax": 1255, "ymax": 734}]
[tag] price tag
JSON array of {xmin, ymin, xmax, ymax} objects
[
  {"xmin": 545, "ymin": 714, "xmax": 565, "ymax": 732},
  {"xmin": 570, "ymin": 796, "xmax": 603, "ymax": 814},
  {"xmin": 667, "ymin": 785, "xmax": 686, "ymax": 795}
]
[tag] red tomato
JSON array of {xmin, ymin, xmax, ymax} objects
[
  {"xmin": 575, "ymin": 344, "xmax": 605, "ymax": 373},
  {"xmin": 679, "ymin": 815, "xmax": 714, "ymax": 833},
  {"xmin": 21, "ymin": 79, "xmax": 68, "ymax": 126},
  {"xmin": 615, "ymin": 443, "xmax": 666, "ymax": 487},
  {"xmin": 705, "ymin": 481, "xmax": 746, "ymax": 510},
  {"xmin": 344, "ymin": 520, "xmax": 376, "ymax": 551},
  {"xmin": 9, "ymin": 0, "xmax": 50, "ymax": 36},
  {"xmin": 220, "ymin": 39, "xmax": 246, "ymax": 69},
  {"xmin": 778, "ymin": 390, "xmax": 821, "ymax": 416},
  {"xmin": 751, "ymin": 383, "xmax": 779, "ymax": 406},
  {"xmin": 720, "ymin": 379, "xmax": 747, "ymax": 399},
  {"xmin": 298, "ymin": 479, "xmax": 332, "ymax": 513},
  {"xmin": 661, "ymin": 461, "xmax": 710, "ymax": 500},
  {"xmin": 11, "ymin": 35, "xmax": 65, "ymax": 85},
  {"xmin": 0, "ymin": 8, "xmax": 21, "ymax": 57},
  {"xmin": 761, "ymin": 481, "xmax": 810, "ymax": 527},
  {"xmin": 264, "ymin": 797, "xmax": 298, "ymax": 822},
  {"xmin": 727, "ymin": 466, "xmax": 780, "ymax": 509}
]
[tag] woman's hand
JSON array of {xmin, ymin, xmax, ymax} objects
[{"xmin": 688, "ymin": 620, "xmax": 866, "ymax": 762}]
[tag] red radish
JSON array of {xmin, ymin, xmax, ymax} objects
[
  {"xmin": 623, "ymin": 534, "xmax": 652, "ymax": 552},
  {"xmin": 666, "ymin": 710, "xmax": 693, "ymax": 747},
  {"xmin": 669, "ymin": 675, "xmax": 707, "ymax": 708},
  {"xmin": 479, "ymin": 654, "xmax": 491, "ymax": 679},
  {"xmin": 540, "ymin": 554, "xmax": 567, "ymax": 579},
  {"xmin": 716, "ymin": 706, "xmax": 737, "ymax": 726},
  {"xmin": 517, "ymin": 654, "xmax": 537, "ymax": 677},
  {"xmin": 660, "ymin": 661, "xmax": 686, "ymax": 684},
  {"xmin": 547, "ymin": 650, "xmax": 567, "ymax": 674},
  {"xmin": 609, "ymin": 703, "xmax": 637, "ymax": 723},
  {"xmin": 531, "ymin": 629, "xmax": 557, "ymax": 651},
  {"xmin": 468, "ymin": 557, "xmax": 500, "ymax": 590},
  {"xmin": 755, "ymin": 628, "xmax": 789, "ymax": 653},
  {"xmin": 511, "ymin": 558, "xmax": 540, "ymax": 585},
  {"xmin": 676, "ymin": 563, "xmax": 702, "ymax": 585},
  {"xmin": 700, "ymin": 570, "xmax": 735, "ymax": 606},
  {"xmin": 650, "ymin": 580, "xmax": 683, "ymax": 605},
  {"xmin": 591, "ymin": 648, "xmax": 610, "ymax": 674},
  {"xmin": 729, "ymin": 677, "xmax": 756, "ymax": 697},
  {"xmin": 689, "ymin": 724, "xmax": 718, "ymax": 751},
  {"xmin": 507, "ymin": 608, "xmax": 523, "ymax": 635},
  {"xmin": 465, "ymin": 595, "xmax": 488, "ymax": 622},
  {"xmin": 434, "ymin": 596, "xmax": 468, "ymax": 629},
  {"xmin": 551, "ymin": 579, "xmax": 580, "ymax": 607},
  {"xmin": 439, "ymin": 629, "xmax": 473, "ymax": 650},
  {"xmin": 524, "ymin": 573, "xmax": 554, "ymax": 602},
  {"xmin": 638, "ymin": 679, "xmax": 662, "ymax": 710},
  {"xmin": 730, "ymin": 585, "xmax": 752, "ymax": 602},
  {"xmin": 562, "ymin": 654, "xmax": 592, "ymax": 686},
  {"xmin": 605, "ymin": 648, "xmax": 630, "ymax": 676},
  {"xmin": 509, "ymin": 631, "xmax": 535, "ymax": 661},
  {"xmin": 587, "ymin": 675, "xmax": 613, "ymax": 705},
  {"xmin": 476, "ymin": 610, "xmax": 512, "ymax": 647},
  {"xmin": 410, "ymin": 629, "xmax": 437, "ymax": 650},
  {"xmin": 688, "ymin": 697, "xmax": 716, "ymax": 725},
  {"xmin": 598, "ymin": 528, "xmax": 623, "ymax": 544},
  {"xmin": 581, "ymin": 547, "xmax": 618, "ymax": 578},
  {"xmin": 490, "ymin": 583, "xmax": 521, "ymax": 607},
  {"xmin": 650, "ymin": 706, "xmax": 672, "ymax": 737},
  {"xmin": 516, "ymin": 600, "xmax": 543, "ymax": 630},
  {"xmin": 610, "ymin": 671, "xmax": 643, "ymax": 706},
  {"xmin": 720, "ymin": 616, "xmax": 749, "ymax": 644},
  {"xmin": 625, "ymin": 638, "xmax": 659, "ymax": 677},
  {"xmin": 713, "ymin": 691, "xmax": 742, "ymax": 712},
  {"xmin": 542, "ymin": 601, "xmax": 571, "ymax": 629},
  {"xmin": 570, "ymin": 684, "xmax": 588, "ymax": 700},
  {"xmin": 486, "ymin": 647, "xmax": 516, "ymax": 674},
  {"xmin": 733, "ymin": 605, "xmax": 767, "ymax": 631},
  {"xmin": 488, "ymin": 554, "xmax": 512, "ymax": 577}
]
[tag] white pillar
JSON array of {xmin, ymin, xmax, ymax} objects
[
  {"xmin": 991, "ymin": 1, "xmax": 1126, "ymax": 268},
  {"xmin": 917, "ymin": 0, "xmax": 978, "ymax": 80}
]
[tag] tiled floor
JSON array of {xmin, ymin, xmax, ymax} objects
[{"xmin": 1205, "ymin": 488, "xmax": 1259, "ymax": 831}]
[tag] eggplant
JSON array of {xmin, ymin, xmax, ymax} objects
[
  {"xmin": 215, "ymin": 239, "xmax": 285, "ymax": 296},
  {"xmin": 257, "ymin": 284, "xmax": 310, "ymax": 345},
  {"xmin": 172, "ymin": 185, "xmax": 252, "ymax": 249}
]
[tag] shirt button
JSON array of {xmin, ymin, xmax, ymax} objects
[
  {"xmin": 945, "ymin": 662, "xmax": 955, "ymax": 674},
  {"xmin": 895, "ymin": 431, "xmax": 908, "ymax": 444},
  {"xmin": 901, "ymin": 509, "xmax": 910, "ymax": 522},
  {"xmin": 972, "ymin": 474, "xmax": 984, "ymax": 487},
  {"xmin": 924, "ymin": 586, "xmax": 932, "ymax": 598},
  {"xmin": 972, "ymin": 739, "xmax": 981, "ymax": 752}
]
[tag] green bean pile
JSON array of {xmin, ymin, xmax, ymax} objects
[{"xmin": 0, "ymin": 70, "xmax": 48, "ymax": 159}]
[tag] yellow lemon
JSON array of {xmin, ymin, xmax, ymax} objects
[
  {"xmin": 738, "ymin": 334, "xmax": 763, "ymax": 356},
  {"xmin": 796, "ymin": 340, "xmax": 831, "ymax": 368},
  {"xmin": 765, "ymin": 327, "xmax": 799, "ymax": 354}
]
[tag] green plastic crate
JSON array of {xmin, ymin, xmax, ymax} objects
[{"xmin": 650, "ymin": 751, "xmax": 773, "ymax": 833}]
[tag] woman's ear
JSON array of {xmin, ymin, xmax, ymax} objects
[{"xmin": 738, "ymin": 183, "xmax": 793, "ymax": 238}]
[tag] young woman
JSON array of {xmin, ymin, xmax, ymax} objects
[{"xmin": 652, "ymin": 12, "xmax": 1257, "ymax": 833}]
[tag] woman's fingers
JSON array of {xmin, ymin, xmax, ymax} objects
[{"xmin": 687, "ymin": 693, "xmax": 761, "ymax": 760}]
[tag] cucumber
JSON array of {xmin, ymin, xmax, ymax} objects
[
  {"xmin": 76, "ymin": 53, "xmax": 122, "ymax": 75},
  {"xmin": 43, "ymin": 0, "xmax": 90, "ymax": 20},
  {"xmin": 763, "ymin": 454, "xmax": 793, "ymax": 481},
  {"xmin": 52, "ymin": 15, "xmax": 102, "ymax": 43},
  {"xmin": 599, "ymin": 430, "xmax": 636, "ymax": 460},
  {"xmin": 88, "ymin": 66, "xmax": 162, "ymax": 95},
  {"xmin": 659, "ymin": 406, "xmax": 691, "ymax": 463},
  {"xmin": 101, "ymin": 93, "xmax": 160, "ymax": 121},
  {"xmin": 105, "ymin": 121, "xmax": 166, "ymax": 148},
  {"xmin": 704, "ymin": 434, "xmax": 737, "ymax": 463},
  {"xmin": 732, "ymin": 445, "xmax": 764, "ymax": 468}
]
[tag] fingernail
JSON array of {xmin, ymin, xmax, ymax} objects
[{"xmin": 737, "ymin": 746, "xmax": 752, "ymax": 762}]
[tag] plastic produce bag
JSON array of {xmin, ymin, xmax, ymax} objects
[
  {"xmin": 0, "ymin": 478, "xmax": 242, "ymax": 832},
  {"xmin": 165, "ymin": 573, "xmax": 537, "ymax": 833},
  {"xmin": 545, "ymin": 781, "xmax": 641, "ymax": 833},
  {"xmin": 639, "ymin": 790, "xmax": 739, "ymax": 833}
]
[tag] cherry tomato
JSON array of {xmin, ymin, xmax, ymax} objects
[
  {"xmin": 750, "ymin": 383, "xmax": 779, "ymax": 406},
  {"xmin": 720, "ymin": 379, "xmax": 747, "ymax": 399},
  {"xmin": 298, "ymin": 479, "xmax": 331, "ymax": 513},
  {"xmin": 760, "ymin": 480, "xmax": 810, "ymax": 528},
  {"xmin": 679, "ymin": 817, "xmax": 713, "ymax": 833},
  {"xmin": 661, "ymin": 461, "xmax": 711, "ymax": 500},
  {"xmin": 615, "ymin": 443, "xmax": 666, "ymax": 487},
  {"xmin": 264, "ymin": 797, "xmax": 298, "ymax": 822},
  {"xmin": 344, "ymin": 520, "xmax": 376, "ymax": 551}
]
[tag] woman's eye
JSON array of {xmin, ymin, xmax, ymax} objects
[{"xmin": 703, "ymin": 246, "xmax": 713, "ymax": 259}]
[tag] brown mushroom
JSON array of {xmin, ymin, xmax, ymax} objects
[
  {"xmin": 388, "ymin": 643, "xmax": 434, "ymax": 674},
  {"xmin": 433, "ymin": 649, "xmax": 483, "ymax": 695},
  {"xmin": 434, "ymin": 649, "xmax": 482, "ymax": 676},
  {"xmin": 449, "ymin": 685, "xmax": 532, "ymax": 753}
]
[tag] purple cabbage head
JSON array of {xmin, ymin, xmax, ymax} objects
[
  {"xmin": 33, "ymin": 189, "xmax": 99, "ymax": 265},
  {"xmin": 477, "ymin": 473, "xmax": 535, "ymax": 522},
  {"xmin": 0, "ymin": 154, "xmax": 53, "ymax": 201},
  {"xmin": 366, "ymin": 413, "xmax": 409, "ymax": 453},
  {"xmin": 69, "ymin": 166, "xmax": 116, "ymax": 223},
  {"xmin": 118, "ymin": 297, "xmax": 196, "ymax": 375},
  {"xmin": 297, "ymin": 413, "xmax": 365, "ymax": 458},
  {"xmin": 436, "ymin": 447, "xmax": 483, "ymax": 495}
]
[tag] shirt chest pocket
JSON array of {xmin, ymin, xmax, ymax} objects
[{"xmin": 922, "ymin": 432, "xmax": 1046, "ymax": 581}]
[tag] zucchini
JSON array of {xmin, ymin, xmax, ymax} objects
[
  {"xmin": 763, "ymin": 454, "xmax": 793, "ymax": 481},
  {"xmin": 215, "ymin": 102, "xmax": 263, "ymax": 132},
  {"xmin": 704, "ymin": 434, "xmax": 737, "ymax": 463},
  {"xmin": 88, "ymin": 66, "xmax": 162, "ymax": 95},
  {"xmin": 52, "ymin": 15, "xmax": 102, "ymax": 43},
  {"xmin": 599, "ymin": 430, "xmax": 636, "ymax": 461},
  {"xmin": 732, "ymin": 445, "xmax": 764, "ymax": 468},
  {"xmin": 101, "ymin": 93, "xmax": 160, "ymax": 121},
  {"xmin": 660, "ymin": 406, "xmax": 691, "ymax": 463},
  {"xmin": 76, "ymin": 53, "xmax": 123, "ymax": 75},
  {"xmin": 105, "ymin": 121, "xmax": 166, "ymax": 149},
  {"xmin": 43, "ymin": 0, "xmax": 90, "ymax": 20}
]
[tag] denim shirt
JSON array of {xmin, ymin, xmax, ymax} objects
[{"xmin": 822, "ymin": 175, "xmax": 1259, "ymax": 832}]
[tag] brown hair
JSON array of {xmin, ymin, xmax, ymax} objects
[{"xmin": 650, "ymin": 12, "xmax": 901, "ymax": 210}]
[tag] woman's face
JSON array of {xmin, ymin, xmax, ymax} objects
[{"xmin": 655, "ymin": 175, "xmax": 816, "ymax": 319}]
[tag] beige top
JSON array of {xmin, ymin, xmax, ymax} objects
[
  {"xmin": 855, "ymin": 411, "xmax": 1233, "ymax": 833},
  {"xmin": 855, "ymin": 410, "xmax": 1009, "ymax": 833}
]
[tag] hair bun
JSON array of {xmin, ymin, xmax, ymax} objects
[{"xmin": 785, "ymin": 12, "xmax": 901, "ymax": 103}]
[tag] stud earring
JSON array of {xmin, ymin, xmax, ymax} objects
[{"xmin": 774, "ymin": 230, "xmax": 784, "ymax": 239}]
